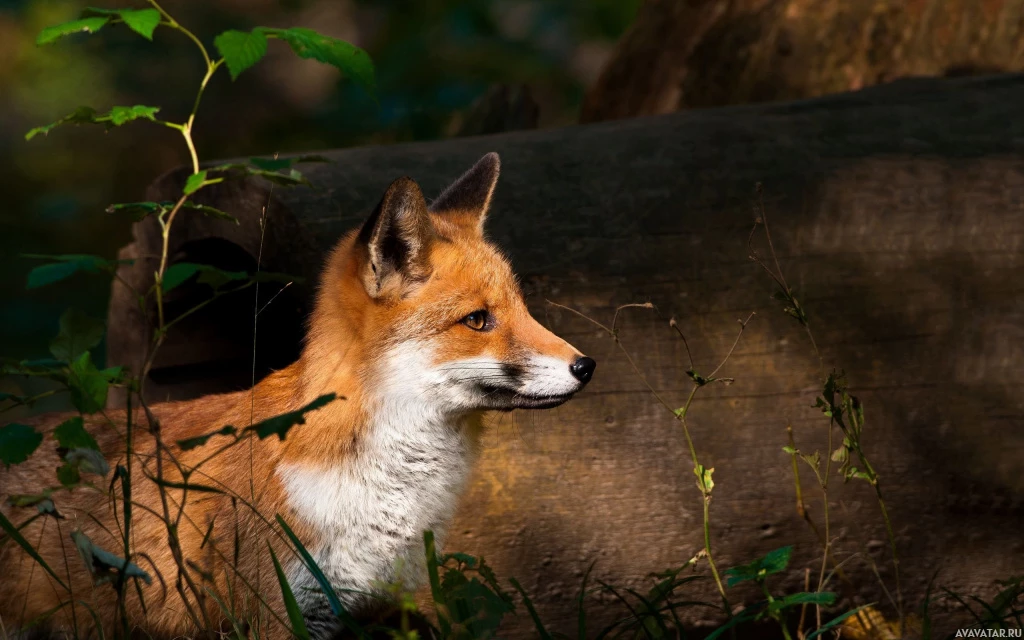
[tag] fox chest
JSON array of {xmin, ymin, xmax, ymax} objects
[{"xmin": 277, "ymin": 423, "xmax": 475, "ymax": 615}]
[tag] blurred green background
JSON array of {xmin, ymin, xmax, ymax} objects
[{"xmin": 0, "ymin": 0, "xmax": 638, "ymax": 381}]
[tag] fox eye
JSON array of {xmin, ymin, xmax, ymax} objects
[{"xmin": 460, "ymin": 310, "xmax": 489, "ymax": 331}]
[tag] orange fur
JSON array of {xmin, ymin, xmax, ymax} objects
[{"xmin": 0, "ymin": 153, "xmax": 593, "ymax": 639}]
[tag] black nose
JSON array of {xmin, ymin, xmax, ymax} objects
[{"xmin": 569, "ymin": 356, "xmax": 596, "ymax": 384}]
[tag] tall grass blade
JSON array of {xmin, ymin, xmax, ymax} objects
[
  {"xmin": 268, "ymin": 543, "xmax": 311, "ymax": 640},
  {"xmin": 509, "ymin": 577, "xmax": 554, "ymax": 640},
  {"xmin": 0, "ymin": 510, "xmax": 69, "ymax": 591},
  {"xmin": 275, "ymin": 514, "xmax": 364, "ymax": 636}
]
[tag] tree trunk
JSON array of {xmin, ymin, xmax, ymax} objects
[{"xmin": 582, "ymin": 0, "xmax": 1024, "ymax": 123}]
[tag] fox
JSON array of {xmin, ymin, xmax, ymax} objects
[{"xmin": 0, "ymin": 152, "xmax": 596, "ymax": 639}]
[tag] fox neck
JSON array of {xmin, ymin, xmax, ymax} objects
[
  {"xmin": 274, "ymin": 315, "xmax": 484, "ymax": 618},
  {"xmin": 275, "ymin": 386, "xmax": 483, "ymax": 619}
]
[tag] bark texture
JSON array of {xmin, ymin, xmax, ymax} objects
[
  {"xmin": 582, "ymin": 0, "xmax": 1024, "ymax": 123},
  {"xmin": 108, "ymin": 74, "xmax": 1024, "ymax": 636}
]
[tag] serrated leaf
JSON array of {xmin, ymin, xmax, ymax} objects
[
  {"xmin": 72, "ymin": 529, "xmax": 152, "ymax": 586},
  {"xmin": 25, "ymin": 105, "xmax": 160, "ymax": 141},
  {"xmin": 244, "ymin": 393, "xmax": 337, "ymax": 441},
  {"xmin": 106, "ymin": 201, "xmax": 166, "ymax": 219},
  {"xmin": 184, "ymin": 171, "xmax": 208, "ymax": 195},
  {"xmin": 215, "ymin": 29, "xmax": 269, "ymax": 80},
  {"xmin": 50, "ymin": 308, "xmax": 105, "ymax": 362},
  {"xmin": 37, "ymin": 16, "xmax": 109, "ymax": 45},
  {"xmin": 181, "ymin": 201, "xmax": 238, "ymax": 224},
  {"xmin": 259, "ymin": 27, "xmax": 375, "ymax": 96},
  {"xmin": 106, "ymin": 105, "xmax": 159, "ymax": 126},
  {"xmin": 68, "ymin": 352, "xmax": 114, "ymax": 414},
  {"xmin": 176, "ymin": 425, "xmax": 236, "ymax": 451},
  {"xmin": 25, "ymin": 106, "xmax": 98, "ymax": 140},
  {"xmin": 725, "ymin": 546, "xmax": 793, "ymax": 587},
  {"xmin": 26, "ymin": 254, "xmax": 109, "ymax": 289},
  {"xmin": 54, "ymin": 417, "xmax": 100, "ymax": 452},
  {"xmin": 117, "ymin": 8, "xmax": 160, "ymax": 40},
  {"xmin": 0, "ymin": 423, "xmax": 43, "ymax": 467},
  {"xmin": 81, "ymin": 7, "xmax": 161, "ymax": 40},
  {"xmin": 161, "ymin": 263, "xmax": 202, "ymax": 293}
]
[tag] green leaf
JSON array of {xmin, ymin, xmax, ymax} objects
[
  {"xmin": 54, "ymin": 416, "xmax": 100, "ymax": 451},
  {"xmin": 184, "ymin": 171, "xmax": 208, "ymax": 195},
  {"xmin": 206, "ymin": 162, "xmax": 313, "ymax": 187},
  {"xmin": 116, "ymin": 8, "xmax": 160, "ymax": 40},
  {"xmin": 49, "ymin": 309, "xmax": 105, "ymax": 362},
  {"xmin": 259, "ymin": 27, "xmax": 375, "ymax": 96},
  {"xmin": 215, "ymin": 29, "xmax": 269, "ymax": 80},
  {"xmin": 161, "ymin": 263, "xmax": 247, "ymax": 293},
  {"xmin": 0, "ymin": 423, "xmax": 43, "ymax": 467},
  {"xmin": 244, "ymin": 394, "xmax": 337, "ymax": 441},
  {"xmin": 694, "ymin": 464, "xmax": 714, "ymax": 494},
  {"xmin": 81, "ymin": 8, "xmax": 161, "ymax": 40},
  {"xmin": 36, "ymin": 16, "xmax": 109, "ymax": 45},
  {"xmin": 25, "ymin": 105, "xmax": 160, "ymax": 140},
  {"xmin": 269, "ymin": 544, "xmax": 311, "ymax": 640},
  {"xmin": 0, "ymin": 510, "xmax": 70, "ymax": 590},
  {"xmin": 25, "ymin": 106, "xmax": 98, "ymax": 140},
  {"xmin": 106, "ymin": 105, "xmax": 159, "ymax": 125},
  {"xmin": 161, "ymin": 263, "xmax": 202, "ymax": 293},
  {"xmin": 71, "ymin": 529, "xmax": 152, "ymax": 586},
  {"xmin": 176, "ymin": 425, "xmax": 236, "ymax": 451},
  {"xmin": 68, "ymin": 352, "xmax": 116, "ymax": 414},
  {"xmin": 23, "ymin": 254, "xmax": 129, "ymax": 289},
  {"xmin": 106, "ymin": 201, "xmax": 165, "ymax": 219},
  {"xmin": 181, "ymin": 201, "xmax": 238, "ymax": 224},
  {"xmin": 724, "ymin": 546, "xmax": 793, "ymax": 587},
  {"xmin": 107, "ymin": 201, "xmax": 238, "ymax": 224}
]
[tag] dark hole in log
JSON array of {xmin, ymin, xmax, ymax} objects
[{"xmin": 146, "ymin": 238, "xmax": 305, "ymax": 398}]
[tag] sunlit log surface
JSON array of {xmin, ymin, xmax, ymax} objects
[{"xmin": 108, "ymin": 73, "xmax": 1024, "ymax": 635}]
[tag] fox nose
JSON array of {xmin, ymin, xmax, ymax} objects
[{"xmin": 569, "ymin": 356, "xmax": 596, "ymax": 384}]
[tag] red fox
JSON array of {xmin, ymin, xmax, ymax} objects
[{"xmin": 0, "ymin": 153, "xmax": 595, "ymax": 638}]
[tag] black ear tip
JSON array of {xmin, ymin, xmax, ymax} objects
[{"xmin": 479, "ymin": 152, "xmax": 500, "ymax": 173}]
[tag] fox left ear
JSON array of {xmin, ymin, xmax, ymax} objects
[
  {"xmin": 428, "ymin": 152, "xmax": 501, "ymax": 233},
  {"xmin": 358, "ymin": 177, "xmax": 433, "ymax": 298}
]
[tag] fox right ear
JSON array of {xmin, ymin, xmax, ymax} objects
[
  {"xmin": 357, "ymin": 177, "xmax": 433, "ymax": 298},
  {"xmin": 428, "ymin": 152, "xmax": 501, "ymax": 234}
]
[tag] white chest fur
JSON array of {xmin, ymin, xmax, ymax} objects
[{"xmin": 277, "ymin": 408, "xmax": 475, "ymax": 628}]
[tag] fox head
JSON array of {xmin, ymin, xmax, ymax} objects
[{"xmin": 304, "ymin": 152, "xmax": 595, "ymax": 417}]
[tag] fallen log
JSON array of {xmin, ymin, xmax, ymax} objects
[{"xmin": 107, "ymin": 73, "xmax": 1024, "ymax": 636}]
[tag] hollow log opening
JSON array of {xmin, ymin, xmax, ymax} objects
[{"xmin": 146, "ymin": 237, "xmax": 305, "ymax": 399}]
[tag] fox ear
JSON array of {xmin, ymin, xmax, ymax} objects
[
  {"xmin": 428, "ymin": 152, "xmax": 501, "ymax": 233},
  {"xmin": 358, "ymin": 177, "xmax": 433, "ymax": 298}
]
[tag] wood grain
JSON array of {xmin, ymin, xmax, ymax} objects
[{"xmin": 107, "ymin": 73, "xmax": 1024, "ymax": 636}]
